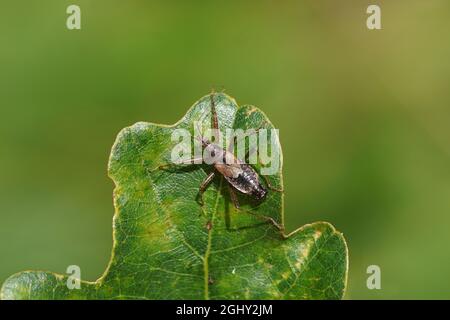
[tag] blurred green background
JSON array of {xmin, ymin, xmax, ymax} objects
[{"xmin": 1, "ymin": 0, "xmax": 450, "ymax": 299}]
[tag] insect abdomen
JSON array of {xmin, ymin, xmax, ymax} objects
[{"xmin": 225, "ymin": 164, "xmax": 267, "ymax": 200}]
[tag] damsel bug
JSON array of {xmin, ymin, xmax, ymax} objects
[{"xmin": 152, "ymin": 93, "xmax": 285, "ymax": 233}]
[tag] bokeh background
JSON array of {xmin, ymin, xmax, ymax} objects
[{"xmin": 1, "ymin": 0, "xmax": 450, "ymax": 299}]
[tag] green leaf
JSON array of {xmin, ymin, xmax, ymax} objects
[{"xmin": 0, "ymin": 93, "xmax": 348, "ymax": 300}]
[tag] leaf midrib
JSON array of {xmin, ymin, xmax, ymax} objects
[{"xmin": 203, "ymin": 175, "xmax": 223, "ymax": 300}]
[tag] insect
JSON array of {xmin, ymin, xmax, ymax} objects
[{"xmin": 152, "ymin": 93, "xmax": 284, "ymax": 233}]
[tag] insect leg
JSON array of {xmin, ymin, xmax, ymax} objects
[
  {"xmin": 228, "ymin": 184, "xmax": 285, "ymax": 234},
  {"xmin": 261, "ymin": 174, "xmax": 284, "ymax": 192},
  {"xmin": 236, "ymin": 207, "xmax": 285, "ymax": 234},
  {"xmin": 228, "ymin": 184, "xmax": 240, "ymax": 209},
  {"xmin": 252, "ymin": 145, "xmax": 284, "ymax": 192},
  {"xmin": 198, "ymin": 171, "xmax": 216, "ymax": 206},
  {"xmin": 149, "ymin": 157, "xmax": 204, "ymax": 173}
]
